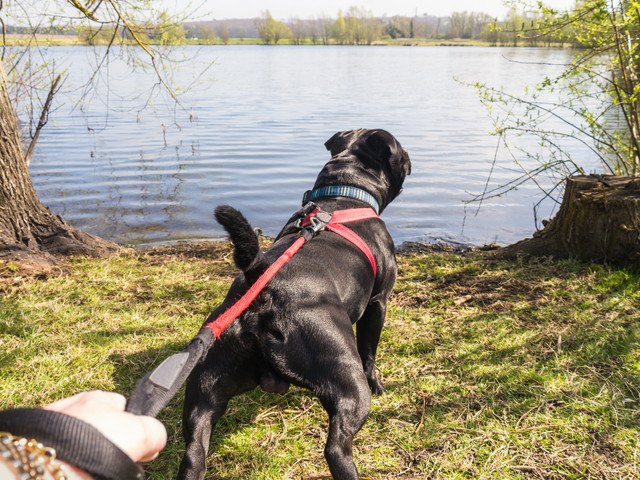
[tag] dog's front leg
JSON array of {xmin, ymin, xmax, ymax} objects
[{"xmin": 356, "ymin": 295, "xmax": 388, "ymax": 395}]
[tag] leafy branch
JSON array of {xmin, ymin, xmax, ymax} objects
[{"xmin": 469, "ymin": 0, "xmax": 640, "ymax": 216}]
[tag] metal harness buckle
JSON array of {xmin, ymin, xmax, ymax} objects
[
  {"xmin": 306, "ymin": 211, "xmax": 332, "ymax": 234},
  {"xmin": 294, "ymin": 206, "xmax": 332, "ymax": 240}
]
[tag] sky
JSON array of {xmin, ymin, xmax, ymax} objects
[
  {"xmin": 12, "ymin": 1, "xmax": 580, "ymax": 25},
  {"xmin": 189, "ymin": 0, "xmax": 578, "ymax": 20}
]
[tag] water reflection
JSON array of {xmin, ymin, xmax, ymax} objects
[{"xmin": 29, "ymin": 46, "xmax": 603, "ymax": 246}]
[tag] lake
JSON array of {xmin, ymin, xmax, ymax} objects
[{"xmin": 29, "ymin": 45, "xmax": 602, "ymax": 247}]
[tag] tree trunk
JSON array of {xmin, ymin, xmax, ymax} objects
[
  {"xmin": 497, "ymin": 175, "xmax": 640, "ymax": 267},
  {"xmin": 0, "ymin": 61, "xmax": 116, "ymax": 263}
]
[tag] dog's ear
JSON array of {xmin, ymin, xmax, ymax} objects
[
  {"xmin": 351, "ymin": 129, "xmax": 394, "ymax": 166},
  {"xmin": 354, "ymin": 130, "xmax": 411, "ymax": 199},
  {"xmin": 354, "ymin": 130, "xmax": 411, "ymax": 177},
  {"xmin": 324, "ymin": 129, "xmax": 365, "ymax": 156},
  {"xmin": 400, "ymin": 148, "xmax": 412, "ymax": 176},
  {"xmin": 324, "ymin": 132, "xmax": 344, "ymax": 155}
]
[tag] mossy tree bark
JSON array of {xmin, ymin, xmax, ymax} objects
[
  {"xmin": 497, "ymin": 175, "xmax": 640, "ymax": 266},
  {"xmin": 0, "ymin": 61, "xmax": 116, "ymax": 262}
]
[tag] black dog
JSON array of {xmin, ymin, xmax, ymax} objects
[{"xmin": 177, "ymin": 129, "xmax": 411, "ymax": 480}]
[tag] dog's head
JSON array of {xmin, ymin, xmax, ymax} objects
[{"xmin": 317, "ymin": 129, "xmax": 411, "ymax": 212}]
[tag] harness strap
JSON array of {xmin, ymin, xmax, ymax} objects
[
  {"xmin": 300, "ymin": 207, "xmax": 378, "ymax": 276},
  {"xmin": 207, "ymin": 236, "xmax": 306, "ymax": 338},
  {"xmin": 330, "ymin": 207, "xmax": 379, "ymax": 224},
  {"xmin": 326, "ymin": 223, "xmax": 377, "ymax": 277}
]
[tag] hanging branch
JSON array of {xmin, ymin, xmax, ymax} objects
[
  {"xmin": 0, "ymin": 0, "xmax": 6, "ymax": 61},
  {"xmin": 609, "ymin": 1, "xmax": 640, "ymax": 175},
  {"xmin": 25, "ymin": 74, "xmax": 62, "ymax": 164},
  {"xmin": 67, "ymin": 0, "xmax": 98, "ymax": 21},
  {"xmin": 104, "ymin": 0, "xmax": 153, "ymax": 57},
  {"xmin": 68, "ymin": 0, "xmax": 182, "ymax": 105},
  {"xmin": 470, "ymin": 0, "xmax": 640, "ymax": 212}
]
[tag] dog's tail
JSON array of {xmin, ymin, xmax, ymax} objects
[{"xmin": 215, "ymin": 205, "xmax": 268, "ymax": 281}]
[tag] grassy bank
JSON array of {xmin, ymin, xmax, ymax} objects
[
  {"xmin": 2, "ymin": 33, "xmax": 81, "ymax": 46},
  {"xmin": 1, "ymin": 242, "xmax": 638, "ymax": 479}
]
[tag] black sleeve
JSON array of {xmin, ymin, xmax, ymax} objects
[{"xmin": 0, "ymin": 408, "xmax": 144, "ymax": 480}]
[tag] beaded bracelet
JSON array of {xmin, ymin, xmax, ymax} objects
[{"xmin": 0, "ymin": 432, "xmax": 67, "ymax": 480}]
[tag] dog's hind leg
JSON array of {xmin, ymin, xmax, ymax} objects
[
  {"xmin": 177, "ymin": 387, "xmax": 219, "ymax": 480},
  {"xmin": 356, "ymin": 295, "xmax": 389, "ymax": 395},
  {"xmin": 319, "ymin": 370, "xmax": 371, "ymax": 480},
  {"xmin": 275, "ymin": 316, "xmax": 371, "ymax": 479},
  {"xmin": 177, "ymin": 362, "xmax": 258, "ymax": 480}
]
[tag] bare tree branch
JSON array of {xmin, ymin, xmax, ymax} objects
[
  {"xmin": 25, "ymin": 74, "xmax": 62, "ymax": 164},
  {"xmin": 0, "ymin": 0, "xmax": 6, "ymax": 61},
  {"xmin": 67, "ymin": 0, "xmax": 98, "ymax": 21}
]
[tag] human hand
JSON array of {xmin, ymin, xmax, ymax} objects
[{"xmin": 45, "ymin": 390, "xmax": 167, "ymax": 463}]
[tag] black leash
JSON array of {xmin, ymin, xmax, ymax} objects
[{"xmin": 126, "ymin": 328, "xmax": 214, "ymax": 417}]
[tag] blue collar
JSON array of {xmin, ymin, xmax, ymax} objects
[{"xmin": 302, "ymin": 185, "xmax": 380, "ymax": 214}]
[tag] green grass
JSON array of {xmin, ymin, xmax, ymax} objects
[{"xmin": 1, "ymin": 243, "xmax": 639, "ymax": 479}]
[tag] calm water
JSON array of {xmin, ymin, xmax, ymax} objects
[{"xmin": 29, "ymin": 46, "xmax": 601, "ymax": 246}]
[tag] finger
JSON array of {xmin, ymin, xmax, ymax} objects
[
  {"xmin": 45, "ymin": 391, "xmax": 126, "ymax": 412},
  {"xmin": 134, "ymin": 415, "xmax": 167, "ymax": 462},
  {"xmin": 93, "ymin": 391, "xmax": 126, "ymax": 410},
  {"xmin": 44, "ymin": 390, "xmax": 95, "ymax": 411},
  {"xmin": 140, "ymin": 451, "xmax": 160, "ymax": 463},
  {"xmin": 44, "ymin": 394, "xmax": 79, "ymax": 411}
]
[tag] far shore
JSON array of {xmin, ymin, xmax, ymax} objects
[{"xmin": 1, "ymin": 33, "xmax": 571, "ymax": 48}]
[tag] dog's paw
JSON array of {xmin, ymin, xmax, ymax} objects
[{"xmin": 367, "ymin": 374, "xmax": 384, "ymax": 395}]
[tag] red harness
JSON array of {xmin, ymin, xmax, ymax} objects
[{"xmin": 206, "ymin": 206, "xmax": 379, "ymax": 338}]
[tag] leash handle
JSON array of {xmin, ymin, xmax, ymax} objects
[{"xmin": 126, "ymin": 329, "xmax": 214, "ymax": 418}]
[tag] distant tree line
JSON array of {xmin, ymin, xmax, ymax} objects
[
  {"xmin": 198, "ymin": 7, "xmax": 595, "ymax": 46},
  {"xmin": 3, "ymin": 5, "xmax": 595, "ymax": 47}
]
